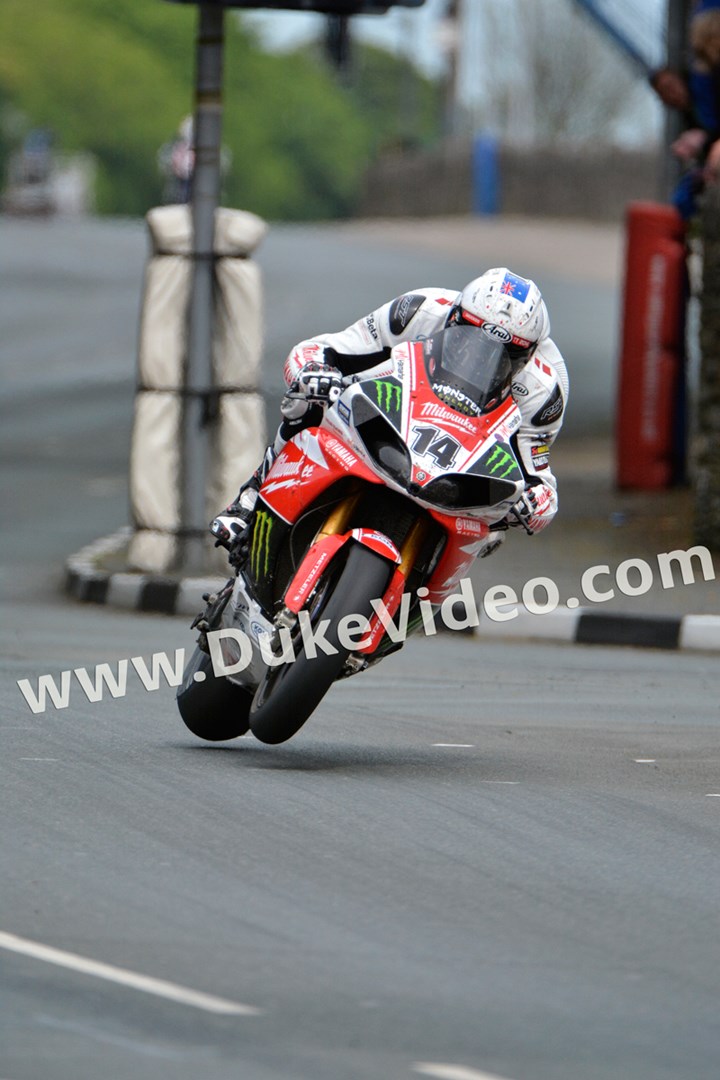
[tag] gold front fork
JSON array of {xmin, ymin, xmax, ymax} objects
[
  {"xmin": 316, "ymin": 491, "xmax": 429, "ymax": 582},
  {"xmin": 315, "ymin": 489, "xmax": 362, "ymax": 541},
  {"xmin": 398, "ymin": 517, "xmax": 429, "ymax": 579}
]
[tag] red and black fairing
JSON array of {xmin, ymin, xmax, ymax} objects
[
  {"xmin": 349, "ymin": 339, "xmax": 524, "ymax": 602},
  {"xmin": 246, "ymin": 328, "xmax": 524, "ymax": 652},
  {"xmin": 244, "ymin": 425, "xmax": 443, "ymax": 633}
]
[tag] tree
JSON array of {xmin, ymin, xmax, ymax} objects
[
  {"xmin": 331, "ymin": 41, "xmax": 443, "ymax": 153},
  {"xmin": 0, "ymin": 0, "xmax": 381, "ymax": 219},
  {"xmin": 462, "ymin": 0, "xmax": 655, "ymax": 146}
]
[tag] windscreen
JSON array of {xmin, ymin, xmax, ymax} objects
[{"xmin": 423, "ymin": 325, "xmax": 512, "ymax": 417}]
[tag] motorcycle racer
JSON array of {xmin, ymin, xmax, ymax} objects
[{"xmin": 211, "ymin": 268, "xmax": 569, "ymax": 557}]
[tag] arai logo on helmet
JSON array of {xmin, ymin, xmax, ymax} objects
[{"xmin": 480, "ymin": 323, "xmax": 512, "ymax": 344}]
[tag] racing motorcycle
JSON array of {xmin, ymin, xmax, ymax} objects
[{"xmin": 177, "ymin": 324, "xmax": 528, "ymax": 746}]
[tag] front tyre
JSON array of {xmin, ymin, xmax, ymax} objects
[
  {"xmin": 249, "ymin": 542, "xmax": 392, "ymax": 745},
  {"xmin": 177, "ymin": 645, "xmax": 253, "ymax": 742}
]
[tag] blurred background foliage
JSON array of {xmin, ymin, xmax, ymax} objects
[{"xmin": 0, "ymin": 0, "xmax": 442, "ymax": 219}]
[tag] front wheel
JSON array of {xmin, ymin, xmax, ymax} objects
[
  {"xmin": 249, "ymin": 542, "xmax": 392, "ymax": 745},
  {"xmin": 177, "ymin": 645, "xmax": 253, "ymax": 742}
]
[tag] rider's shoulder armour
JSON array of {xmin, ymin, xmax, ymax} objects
[
  {"xmin": 388, "ymin": 293, "xmax": 426, "ymax": 335},
  {"xmin": 512, "ymin": 339, "xmax": 569, "ymax": 431},
  {"xmin": 387, "ymin": 288, "xmax": 459, "ymax": 338}
]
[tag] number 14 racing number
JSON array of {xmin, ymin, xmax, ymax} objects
[{"xmin": 411, "ymin": 425, "xmax": 460, "ymax": 469}]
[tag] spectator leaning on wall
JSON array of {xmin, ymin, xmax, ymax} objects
[{"xmin": 650, "ymin": 1, "xmax": 720, "ymax": 218}]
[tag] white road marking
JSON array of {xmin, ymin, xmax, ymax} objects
[
  {"xmin": 634, "ymin": 759, "xmax": 656, "ymax": 763},
  {"xmin": 706, "ymin": 794, "xmax": 720, "ymax": 797},
  {"xmin": 19, "ymin": 758, "xmax": 59, "ymax": 762},
  {"xmin": 433, "ymin": 743, "xmax": 475, "ymax": 748},
  {"xmin": 414, "ymin": 1063, "xmax": 515, "ymax": 1080},
  {"xmin": 478, "ymin": 781, "xmax": 519, "ymax": 785},
  {"xmin": 0, "ymin": 931, "xmax": 261, "ymax": 1016}
]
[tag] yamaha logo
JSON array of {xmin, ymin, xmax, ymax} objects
[{"xmin": 481, "ymin": 323, "xmax": 512, "ymax": 343}]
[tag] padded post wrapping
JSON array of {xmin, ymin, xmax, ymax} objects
[
  {"xmin": 616, "ymin": 201, "xmax": 687, "ymax": 490},
  {"xmin": 128, "ymin": 205, "xmax": 267, "ymax": 572}
]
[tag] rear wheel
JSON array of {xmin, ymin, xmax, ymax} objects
[
  {"xmin": 177, "ymin": 644, "xmax": 253, "ymax": 742},
  {"xmin": 249, "ymin": 542, "xmax": 392, "ymax": 745}
]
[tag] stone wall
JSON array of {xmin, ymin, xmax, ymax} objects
[{"xmin": 359, "ymin": 139, "xmax": 663, "ymax": 223}]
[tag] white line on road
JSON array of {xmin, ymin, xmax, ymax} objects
[
  {"xmin": 414, "ymin": 1063, "xmax": 515, "ymax": 1080},
  {"xmin": 706, "ymin": 793, "xmax": 720, "ymax": 797},
  {"xmin": 0, "ymin": 931, "xmax": 261, "ymax": 1016},
  {"xmin": 634, "ymin": 759, "xmax": 656, "ymax": 763},
  {"xmin": 433, "ymin": 744, "xmax": 475, "ymax": 748}
]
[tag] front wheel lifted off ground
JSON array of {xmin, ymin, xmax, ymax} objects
[
  {"xmin": 177, "ymin": 645, "xmax": 253, "ymax": 741},
  {"xmin": 249, "ymin": 542, "xmax": 392, "ymax": 746}
]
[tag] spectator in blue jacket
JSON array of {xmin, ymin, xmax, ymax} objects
[{"xmin": 651, "ymin": 1, "xmax": 720, "ymax": 217}]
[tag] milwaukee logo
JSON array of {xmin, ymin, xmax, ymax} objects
[
  {"xmin": 251, "ymin": 510, "xmax": 273, "ymax": 579},
  {"xmin": 420, "ymin": 402, "xmax": 477, "ymax": 432},
  {"xmin": 268, "ymin": 458, "xmax": 301, "ymax": 479}
]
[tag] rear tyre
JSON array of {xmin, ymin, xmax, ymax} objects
[
  {"xmin": 249, "ymin": 542, "xmax": 392, "ymax": 745},
  {"xmin": 177, "ymin": 645, "xmax": 252, "ymax": 742}
]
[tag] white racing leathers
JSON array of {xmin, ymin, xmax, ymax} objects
[{"xmin": 283, "ymin": 287, "xmax": 570, "ymax": 535}]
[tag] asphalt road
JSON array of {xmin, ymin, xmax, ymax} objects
[{"xmin": 2, "ymin": 217, "xmax": 719, "ymax": 1080}]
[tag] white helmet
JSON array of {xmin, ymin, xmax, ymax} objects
[{"xmin": 455, "ymin": 268, "xmax": 550, "ymax": 368}]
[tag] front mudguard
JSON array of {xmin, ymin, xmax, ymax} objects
[{"xmin": 282, "ymin": 528, "xmax": 406, "ymax": 659}]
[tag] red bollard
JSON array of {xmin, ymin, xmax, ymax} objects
[{"xmin": 616, "ymin": 201, "xmax": 687, "ymax": 489}]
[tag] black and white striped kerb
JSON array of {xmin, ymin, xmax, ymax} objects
[
  {"xmin": 65, "ymin": 529, "xmax": 224, "ymax": 617},
  {"xmin": 576, "ymin": 612, "xmax": 680, "ymax": 649},
  {"xmin": 66, "ymin": 531, "xmax": 720, "ymax": 650},
  {"xmin": 476, "ymin": 607, "xmax": 720, "ymax": 653}
]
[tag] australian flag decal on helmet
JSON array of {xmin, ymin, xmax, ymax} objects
[{"xmin": 500, "ymin": 272, "xmax": 531, "ymax": 302}]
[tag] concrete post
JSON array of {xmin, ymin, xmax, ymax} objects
[{"xmin": 180, "ymin": 2, "xmax": 225, "ymax": 572}]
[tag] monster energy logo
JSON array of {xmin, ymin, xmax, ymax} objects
[
  {"xmin": 251, "ymin": 510, "xmax": 273, "ymax": 579},
  {"xmin": 374, "ymin": 379, "xmax": 402, "ymax": 412},
  {"xmin": 485, "ymin": 445, "xmax": 520, "ymax": 480}
]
